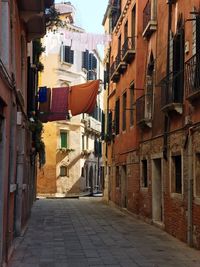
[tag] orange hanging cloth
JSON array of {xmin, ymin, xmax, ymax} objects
[{"xmin": 68, "ymin": 80, "xmax": 100, "ymax": 116}]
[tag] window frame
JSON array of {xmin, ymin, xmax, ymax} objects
[
  {"xmin": 141, "ymin": 159, "xmax": 148, "ymax": 188},
  {"xmin": 60, "ymin": 131, "xmax": 68, "ymax": 149},
  {"xmin": 194, "ymin": 152, "xmax": 200, "ymax": 199},
  {"xmin": 170, "ymin": 153, "xmax": 183, "ymax": 195},
  {"xmin": 122, "ymin": 91, "xmax": 127, "ymax": 131},
  {"xmin": 60, "ymin": 166, "xmax": 68, "ymax": 177}
]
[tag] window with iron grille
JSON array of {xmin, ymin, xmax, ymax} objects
[
  {"xmin": 122, "ymin": 92, "xmax": 127, "ymax": 131},
  {"xmin": 141, "ymin": 159, "xmax": 148, "ymax": 188},
  {"xmin": 171, "ymin": 155, "xmax": 182, "ymax": 194},
  {"xmin": 130, "ymin": 83, "xmax": 134, "ymax": 126},
  {"xmin": 115, "ymin": 99, "xmax": 120, "ymax": 135},
  {"xmin": 60, "ymin": 166, "xmax": 68, "ymax": 177},
  {"xmin": 60, "ymin": 131, "xmax": 68, "ymax": 148},
  {"xmin": 61, "ymin": 45, "xmax": 74, "ymax": 64}
]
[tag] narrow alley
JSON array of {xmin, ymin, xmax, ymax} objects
[{"xmin": 8, "ymin": 198, "xmax": 200, "ymax": 267}]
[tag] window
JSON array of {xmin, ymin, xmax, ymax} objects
[
  {"xmin": 115, "ymin": 99, "xmax": 120, "ymax": 135},
  {"xmin": 141, "ymin": 159, "xmax": 148, "ymax": 187},
  {"xmin": 61, "ymin": 45, "xmax": 74, "ymax": 64},
  {"xmin": 132, "ymin": 6, "xmax": 136, "ymax": 39},
  {"xmin": 118, "ymin": 35, "xmax": 121, "ymax": 55},
  {"xmin": 82, "ymin": 50, "xmax": 97, "ymax": 72},
  {"xmin": 171, "ymin": 155, "xmax": 182, "ymax": 194},
  {"xmin": 60, "ymin": 131, "xmax": 68, "ymax": 148},
  {"xmin": 124, "ymin": 21, "xmax": 128, "ymax": 43},
  {"xmin": 130, "ymin": 83, "xmax": 134, "ymax": 126},
  {"xmin": 60, "ymin": 166, "xmax": 68, "ymax": 177},
  {"xmin": 82, "ymin": 135, "xmax": 85, "ymax": 151},
  {"xmin": 122, "ymin": 92, "xmax": 127, "ymax": 131},
  {"xmin": 116, "ymin": 166, "xmax": 120, "ymax": 188},
  {"xmin": 195, "ymin": 153, "xmax": 200, "ymax": 198}
]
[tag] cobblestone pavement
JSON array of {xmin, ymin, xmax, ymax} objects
[{"xmin": 8, "ymin": 197, "xmax": 200, "ymax": 267}]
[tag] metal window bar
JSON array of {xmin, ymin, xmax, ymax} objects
[
  {"xmin": 136, "ymin": 94, "xmax": 153, "ymax": 123},
  {"xmin": 185, "ymin": 53, "xmax": 200, "ymax": 96},
  {"xmin": 122, "ymin": 37, "xmax": 135, "ymax": 58},
  {"xmin": 160, "ymin": 70, "xmax": 184, "ymax": 108}
]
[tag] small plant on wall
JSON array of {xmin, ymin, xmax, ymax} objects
[{"xmin": 29, "ymin": 115, "xmax": 45, "ymax": 168}]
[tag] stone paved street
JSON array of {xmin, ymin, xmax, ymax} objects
[{"xmin": 8, "ymin": 198, "xmax": 200, "ymax": 267}]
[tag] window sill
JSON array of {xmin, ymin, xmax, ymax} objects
[
  {"xmin": 194, "ymin": 197, "xmax": 200, "ymax": 205},
  {"xmin": 140, "ymin": 187, "xmax": 148, "ymax": 191},
  {"xmin": 170, "ymin": 192, "xmax": 183, "ymax": 200},
  {"xmin": 61, "ymin": 61, "xmax": 73, "ymax": 67}
]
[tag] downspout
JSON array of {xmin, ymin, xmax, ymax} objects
[
  {"xmin": 187, "ymin": 127, "xmax": 193, "ymax": 246},
  {"xmin": 106, "ymin": 48, "xmax": 111, "ymax": 200}
]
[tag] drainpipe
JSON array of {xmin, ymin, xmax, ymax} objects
[{"xmin": 187, "ymin": 127, "xmax": 193, "ymax": 246}]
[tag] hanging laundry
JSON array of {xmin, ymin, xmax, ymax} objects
[
  {"xmin": 38, "ymin": 88, "xmax": 51, "ymax": 123},
  {"xmin": 38, "ymin": 87, "xmax": 47, "ymax": 103},
  {"xmin": 68, "ymin": 80, "xmax": 100, "ymax": 116},
  {"xmin": 48, "ymin": 87, "xmax": 69, "ymax": 121}
]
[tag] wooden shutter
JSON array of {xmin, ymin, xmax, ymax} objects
[
  {"xmin": 60, "ymin": 132, "xmax": 67, "ymax": 148},
  {"xmin": 196, "ymin": 15, "xmax": 200, "ymax": 54},
  {"xmin": 92, "ymin": 55, "xmax": 97, "ymax": 69},
  {"xmin": 101, "ymin": 111, "xmax": 105, "ymax": 140},
  {"xmin": 82, "ymin": 50, "xmax": 89, "ymax": 69}
]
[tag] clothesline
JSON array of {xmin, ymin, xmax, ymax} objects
[
  {"xmin": 38, "ymin": 80, "xmax": 100, "ymax": 122},
  {"xmin": 45, "ymin": 30, "xmax": 111, "ymax": 54}
]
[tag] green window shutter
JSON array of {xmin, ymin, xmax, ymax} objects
[{"xmin": 60, "ymin": 132, "xmax": 68, "ymax": 148}]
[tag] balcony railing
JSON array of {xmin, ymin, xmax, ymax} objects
[
  {"xmin": 136, "ymin": 94, "xmax": 153, "ymax": 128},
  {"xmin": 142, "ymin": 0, "xmax": 157, "ymax": 38},
  {"xmin": 185, "ymin": 53, "xmax": 200, "ymax": 101},
  {"xmin": 122, "ymin": 37, "xmax": 135, "ymax": 63},
  {"xmin": 110, "ymin": 60, "xmax": 120, "ymax": 83},
  {"xmin": 115, "ymin": 50, "xmax": 127, "ymax": 74},
  {"xmin": 160, "ymin": 71, "xmax": 184, "ymax": 114}
]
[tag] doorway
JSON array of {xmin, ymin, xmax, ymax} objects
[
  {"xmin": 121, "ymin": 165, "xmax": 127, "ymax": 208},
  {"xmin": 89, "ymin": 166, "xmax": 93, "ymax": 195},
  {"xmin": 152, "ymin": 158, "xmax": 163, "ymax": 222}
]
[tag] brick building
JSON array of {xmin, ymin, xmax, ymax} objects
[
  {"xmin": 103, "ymin": 0, "xmax": 200, "ymax": 249},
  {"xmin": 0, "ymin": 1, "xmax": 53, "ymax": 265}
]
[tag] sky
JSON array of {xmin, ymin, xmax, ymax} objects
[{"xmin": 54, "ymin": 0, "xmax": 108, "ymax": 34}]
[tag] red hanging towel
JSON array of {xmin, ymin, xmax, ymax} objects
[
  {"xmin": 48, "ymin": 87, "xmax": 69, "ymax": 121},
  {"xmin": 68, "ymin": 80, "xmax": 100, "ymax": 116}
]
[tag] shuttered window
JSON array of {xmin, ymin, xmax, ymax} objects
[
  {"xmin": 60, "ymin": 132, "xmax": 68, "ymax": 148},
  {"xmin": 61, "ymin": 45, "xmax": 74, "ymax": 64},
  {"xmin": 82, "ymin": 51, "xmax": 97, "ymax": 71},
  {"xmin": 173, "ymin": 26, "xmax": 184, "ymax": 103},
  {"xmin": 115, "ymin": 99, "xmax": 120, "ymax": 135},
  {"xmin": 82, "ymin": 50, "xmax": 89, "ymax": 69}
]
